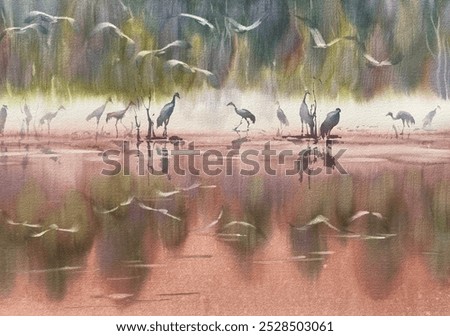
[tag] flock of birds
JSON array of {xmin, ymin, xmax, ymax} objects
[
  {"xmin": 0, "ymin": 93, "xmax": 442, "ymax": 140},
  {"xmin": 0, "ymin": 10, "xmax": 443, "ymax": 139}
]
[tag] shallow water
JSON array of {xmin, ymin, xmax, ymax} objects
[{"xmin": 0, "ymin": 138, "xmax": 450, "ymax": 315}]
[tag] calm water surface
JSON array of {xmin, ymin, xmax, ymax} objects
[{"xmin": 0, "ymin": 139, "xmax": 449, "ymax": 315}]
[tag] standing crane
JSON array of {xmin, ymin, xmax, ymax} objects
[
  {"xmin": 299, "ymin": 90, "xmax": 314, "ymax": 136},
  {"xmin": 106, "ymin": 101, "xmax": 135, "ymax": 138},
  {"xmin": 21, "ymin": 102, "xmax": 33, "ymax": 136},
  {"xmin": 0, "ymin": 105, "xmax": 7, "ymax": 136},
  {"xmin": 157, "ymin": 93, "xmax": 180, "ymax": 138},
  {"xmin": 320, "ymin": 108, "xmax": 341, "ymax": 139},
  {"xmin": 227, "ymin": 102, "xmax": 256, "ymax": 131},
  {"xmin": 40, "ymin": 106, "xmax": 64, "ymax": 135},
  {"xmin": 86, "ymin": 97, "xmax": 112, "ymax": 131},
  {"xmin": 386, "ymin": 111, "xmax": 415, "ymax": 135},
  {"xmin": 276, "ymin": 101, "xmax": 289, "ymax": 135},
  {"xmin": 423, "ymin": 106, "xmax": 440, "ymax": 129}
]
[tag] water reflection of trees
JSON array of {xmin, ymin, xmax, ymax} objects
[{"xmin": 1, "ymin": 162, "xmax": 450, "ymax": 301}]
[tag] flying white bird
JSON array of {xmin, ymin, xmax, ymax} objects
[
  {"xmin": 177, "ymin": 13, "xmax": 215, "ymax": 31},
  {"xmin": 134, "ymin": 40, "xmax": 192, "ymax": 66},
  {"xmin": 363, "ymin": 54, "xmax": 398, "ymax": 67},
  {"xmin": 164, "ymin": 59, "xmax": 196, "ymax": 73},
  {"xmin": 294, "ymin": 15, "xmax": 347, "ymax": 49},
  {"xmin": 24, "ymin": 11, "xmax": 76, "ymax": 27},
  {"xmin": 91, "ymin": 22, "xmax": 134, "ymax": 43},
  {"xmin": 0, "ymin": 23, "xmax": 48, "ymax": 42},
  {"xmin": 225, "ymin": 14, "xmax": 267, "ymax": 33}
]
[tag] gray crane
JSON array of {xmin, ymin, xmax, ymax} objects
[
  {"xmin": 40, "ymin": 106, "xmax": 64, "ymax": 135},
  {"xmin": 0, "ymin": 105, "xmax": 7, "ymax": 136},
  {"xmin": 320, "ymin": 108, "xmax": 341, "ymax": 139},
  {"xmin": 86, "ymin": 97, "xmax": 112, "ymax": 130},
  {"xmin": 157, "ymin": 93, "xmax": 180, "ymax": 138},
  {"xmin": 276, "ymin": 101, "xmax": 289, "ymax": 135},
  {"xmin": 423, "ymin": 106, "xmax": 440, "ymax": 129},
  {"xmin": 227, "ymin": 102, "xmax": 256, "ymax": 131},
  {"xmin": 299, "ymin": 90, "xmax": 314, "ymax": 135},
  {"xmin": 386, "ymin": 111, "xmax": 415, "ymax": 135},
  {"xmin": 0, "ymin": 23, "xmax": 48, "ymax": 42},
  {"xmin": 106, "ymin": 101, "xmax": 135, "ymax": 138},
  {"xmin": 21, "ymin": 102, "xmax": 33, "ymax": 136}
]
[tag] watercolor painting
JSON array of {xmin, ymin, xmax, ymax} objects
[{"xmin": 0, "ymin": 0, "xmax": 450, "ymax": 316}]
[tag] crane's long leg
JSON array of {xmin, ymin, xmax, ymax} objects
[
  {"xmin": 234, "ymin": 118, "xmax": 243, "ymax": 131},
  {"xmin": 301, "ymin": 120, "xmax": 304, "ymax": 135},
  {"xmin": 401, "ymin": 120, "xmax": 405, "ymax": 135},
  {"xmin": 163, "ymin": 121, "xmax": 168, "ymax": 138},
  {"xmin": 47, "ymin": 122, "xmax": 50, "ymax": 135},
  {"xmin": 115, "ymin": 119, "xmax": 119, "ymax": 138},
  {"xmin": 245, "ymin": 118, "xmax": 250, "ymax": 130}
]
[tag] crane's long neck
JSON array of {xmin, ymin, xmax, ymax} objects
[
  {"xmin": 125, "ymin": 102, "xmax": 133, "ymax": 112},
  {"xmin": 172, "ymin": 95, "xmax": 178, "ymax": 104},
  {"xmin": 389, "ymin": 114, "xmax": 397, "ymax": 120},
  {"xmin": 303, "ymin": 93, "xmax": 308, "ymax": 102}
]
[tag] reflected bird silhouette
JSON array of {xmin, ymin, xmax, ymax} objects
[
  {"xmin": 6, "ymin": 218, "xmax": 42, "ymax": 228},
  {"xmin": 138, "ymin": 202, "xmax": 182, "ymax": 221},
  {"xmin": 192, "ymin": 209, "xmax": 223, "ymax": 232},
  {"xmin": 156, "ymin": 183, "xmax": 216, "ymax": 197},
  {"xmin": 293, "ymin": 215, "xmax": 341, "ymax": 232},
  {"xmin": 349, "ymin": 210, "xmax": 385, "ymax": 222},
  {"xmin": 31, "ymin": 224, "xmax": 79, "ymax": 237},
  {"xmin": 223, "ymin": 220, "xmax": 256, "ymax": 230}
]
